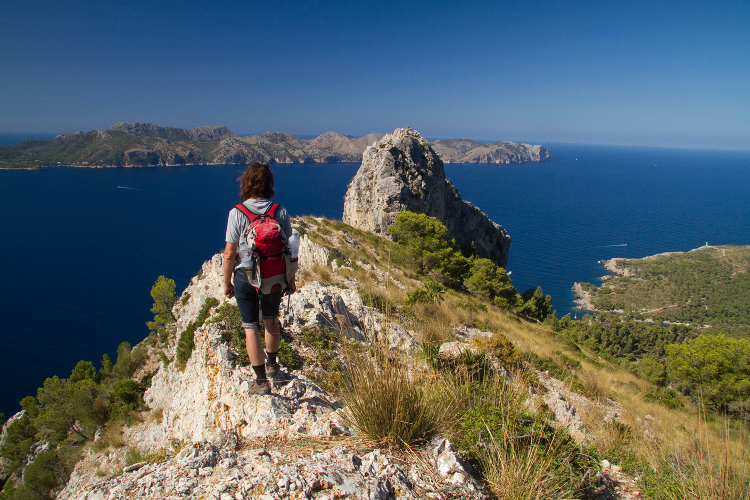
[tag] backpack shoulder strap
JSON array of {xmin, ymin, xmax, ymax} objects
[
  {"xmin": 235, "ymin": 203, "xmax": 260, "ymax": 222},
  {"xmin": 265, "ymin": 202, "xmax": 280, "ymax": 219}
]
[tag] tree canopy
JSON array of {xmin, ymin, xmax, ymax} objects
[{"xmin": 666, "ymin": 334, "xmax": 750, "ymax": 411}]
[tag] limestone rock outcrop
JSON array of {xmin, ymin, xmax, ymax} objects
[
  {"xmin": 60, "ymin": 438, "xmax": 483, "ymax": 500},
  {"xmin": 143, "ymin": 240, "xmax": 415, "ymax": 447},
  {"xmin": 342, "ymin": 128, "xmax": 512, "ymax": 268},
  {"xmin": 431, "ymin": 138, "xmax": 550, "ymax": 164}
]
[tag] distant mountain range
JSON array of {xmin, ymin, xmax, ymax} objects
[{"xmin": 0, "ymin": 123, "xmax": 550, "ymax": 169}]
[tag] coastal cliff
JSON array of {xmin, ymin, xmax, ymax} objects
[
  {"xmin": 431, "ymin": 139, "xmax": 550, "ymax": 164},
  {"xmin": 343, "ymin": 128, "xmax": 512, "ymax": 268},
  {"xmin": 0, "ymin": 122, "xmax": 549, "ymax": 169}
]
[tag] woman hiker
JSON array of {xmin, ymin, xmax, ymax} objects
[{"xmin": 223, "ymin": 162, "xmax": 297, "ymax": 395}]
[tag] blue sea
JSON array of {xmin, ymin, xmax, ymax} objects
[{"xmin": 1, "ymin": 144, "xmax": 749, "ymax": 418}]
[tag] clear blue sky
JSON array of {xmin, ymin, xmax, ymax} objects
[{"xmin": 1, "ymin": 0, "xmax": 748, "ymax": 149}]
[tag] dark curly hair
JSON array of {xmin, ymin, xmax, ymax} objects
[{"xmin": 238, "ymin": 162, "xmax": 275, "ymax": 201}]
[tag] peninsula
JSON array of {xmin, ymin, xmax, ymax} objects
[{"xmin": 573, "ymin": 245, "xmax": 750, "ymax": 337}]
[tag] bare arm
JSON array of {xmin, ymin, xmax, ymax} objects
[{"xmin": 223, "ymin": 242, "xmax": 238, "ymax": 298}]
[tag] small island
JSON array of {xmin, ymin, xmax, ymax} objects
[{"xmin": 573, "ymin": 245, "xmax": 750, "ymax": 337}]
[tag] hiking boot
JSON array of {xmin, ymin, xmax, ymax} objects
[
  {"xmin": 247, "ymin": 379, "xmax": 271, "ymax": 395},
  {"xmin": 266, "ymin": 362, "xmax": 289, "ymax": 381}
]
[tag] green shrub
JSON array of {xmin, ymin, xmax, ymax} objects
[
  {"xmin": 70, "ymin": 360, "xmax": 96, "ymax": 384},
  {"xmin": 99, "ymin": 354, "xmax": 114, "ymax": 379},
  {"xmin": 470, "ymin": 331, "xmax": 518, "ymax": 367},
  {"xmin": 643, "ymin": 387, "xmax": 684, "ymax": 409},
  {"xmin": 465, "ymin": 258, "xmax": 516, "ymax": 303},
  {"xmin": 15, "ymin": 450, "xmax": 60, "ymax": 499},
  {"xmin": 404, "ymin": 288, "xmax": 430, "ymax": 306},
  {"xmin": 111, "ymin": 342, "xmax": 147, "ymax": 381},
  {"xmin": 387, "ymin": 211, "xmax": 469, "ymax": 288},
  {"xmin": 176, "ymin": 297, "xmax": 219, "ymax": 370},
  {"xmin": 301, "ymin": 325, "xmax": 337, "ymax": 353},
  {"xmin": 518, "ymin": 287, "xmax": 553, "ymax": 321},
  {"xmin": 667, "ymin": 334, "xmax": 750, "ymax": 411},
  {"xmin": 637, "ymin": 357, "xmax": 666, "ymax": 386},
  {"xmin": 277, "ymin": 339, "xmax": 302, "ymax": 370},
  {"xmin": 107, "ymin": 380, "xmax": 145, "ymax": 419},
  {"xmin": 35, "ymin": 377, "xmax": 105, "ymax": 443},
  {"xmin": 214, "ymin": 302, "xmax": 249, "ymax": 366},
  {"xmin": 146, "ymin": 276, "xmax": 177, "ymax": 343},
  {"xmin": 0, "ymin": 412, "xmax": 36, "ymax": 474}
]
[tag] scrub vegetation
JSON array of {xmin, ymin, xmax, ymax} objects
[
  {"xmin": 299, "ymin": 215, "xmax": 750, "ymax": 499},
  {"xmin": 0, "ymin": 276, "xmax": 180, "ymax": 499},
  {"xmin": 3, "ymin": 216, "xmax": 749, "ymax": 499},
  {"xmin": 580, "ymin": 245, "xmax": 750, "ymax": 337}
]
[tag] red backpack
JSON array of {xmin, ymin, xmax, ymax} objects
[{"xmin": 235, "ymin": 202, "xmax": 289, "ymax": 294}]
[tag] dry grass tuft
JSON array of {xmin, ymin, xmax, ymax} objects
[
  {"xmin": 91, "ymin": 422, "xmax": 125, "ymax": 452},
  {"xmin": 338, "ymin": 346, "xmax": 453, "ymax": 449}
]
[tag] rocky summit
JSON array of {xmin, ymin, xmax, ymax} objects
[{"xmin": 342, "ymin": 128, "xmax": 512, "ymax": 268}]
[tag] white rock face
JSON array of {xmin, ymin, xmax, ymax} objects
[
  {"xmin": 144, "ymin": 239, "xmax": 415, "ymax": 446},
  {"xmin": 146, "ymin": 320, "xmax": 349, "ymax": 445},
  {"xmin": 342, "ymin": 127, "xmax": 511, "ymax": 267}
]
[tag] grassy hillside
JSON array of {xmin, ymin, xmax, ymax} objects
[{"xmin": 294, "ymin": 217, "xmax": 749, "ymax": 499}]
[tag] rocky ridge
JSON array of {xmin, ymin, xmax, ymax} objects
[
  {"xmin": 110, "ymin": 122, "xmax": 237, "ymax": 142},
  {"xmin": 431, "ymin": 138, "xmax": 550, "ymax": 164},
  {"xmin": 342, "ymin": 128, "xmax": 512, "ymax": 268},
  {"xmin": 53, "ymin": 232, "xmax": 488, "ymax": 500},
  {"xmin": 1, "ymin": 123, "xmax": 549, "ymax": 169}
]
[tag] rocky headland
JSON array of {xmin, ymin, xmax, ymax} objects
[
  {"xmin": 0, "ymin": 122, "xmax": 549, "ymax": 169},
  {"xmin": 343, "ymin": 128, "xmax": 512, "ymax": 268},
  {"xmin": 431, "ymin": 139, "xmax": 550, "ymax": 164}
]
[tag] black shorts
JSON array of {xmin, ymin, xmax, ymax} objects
[{"xmin": 233, "ymin": 269, "xmax": 282, "ymax": 328}]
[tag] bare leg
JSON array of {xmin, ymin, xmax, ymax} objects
[
  {"xmin": 263, "ymin": 316, "xmax": 281, "ymax": 354},
  {"xmin": 244, "ymin": 327, "xmax": 266, "ymax": 366},
  {"xmin": 244, "ymin": 317, "xmax": 281, "ymax": 365}
]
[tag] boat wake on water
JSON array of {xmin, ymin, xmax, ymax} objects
[
  {"xmin": 599, "ymin": 243, "xmax": 627, "ymax": 247},
  {"xmin": 117, "ymin": 186, "xmax": 144, "ymax": 191}
]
